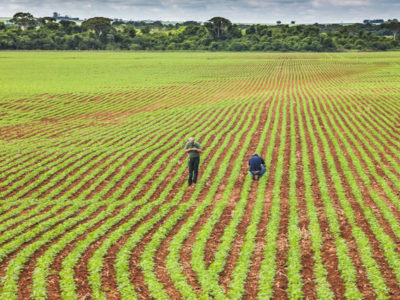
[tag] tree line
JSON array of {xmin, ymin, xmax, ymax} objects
[{"xmin": 1, "ymin": 12, "xmax": 399, "ymax": 51}]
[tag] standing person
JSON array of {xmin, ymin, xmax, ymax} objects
[
  {"xmin": 184, "ymin": 137, "xmax": 202, "ymax": 186},
  {"xmin": 248, "ymin": 153, "xmax": 266, "ymax": 181}
]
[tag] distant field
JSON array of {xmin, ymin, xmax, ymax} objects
[{"xmin": 0, "ymin": 51, "xmax": 400, "ymax": 299}]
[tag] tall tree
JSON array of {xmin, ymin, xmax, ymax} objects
[
  {"xmin": 59, "ymin": 20, "xmax": 77, "ymax": 34},
  {"xmin": 82, "ymin": 17, "xmax": 112, "ymax": 37},
  {"xmin": 38, "ymin": 17, "xmax": 59, "ymax": 30},
  {"xmin": 205, "ymin": 17, "xmax": 232, "ymax": 40},
  {"xmin": 386, "ymin": 21, "xmax": 400, "ymax": 40},
  {"xmin": 11, "ymin": 12, "xmax": 37, "ymax": 29}
]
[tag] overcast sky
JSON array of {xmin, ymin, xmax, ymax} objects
[{"xmin": 1, "ymin": 0, "xmax": 399, "ymax": 24}]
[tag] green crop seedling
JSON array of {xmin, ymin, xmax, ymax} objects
[{"xmin": 0, "ymin": 51, "xmax": 399, "ymax": 299}]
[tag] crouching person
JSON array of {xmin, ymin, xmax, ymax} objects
[{"xmin": 248, "ymin": 153, "xmax": 266, "ymax": 181}]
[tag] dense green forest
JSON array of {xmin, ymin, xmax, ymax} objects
[{"xmin": 1, "ymin": 13, "xmax": 399, "ymax": 51}]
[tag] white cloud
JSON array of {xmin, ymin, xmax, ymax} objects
[
  {"xmin": 0, "ymin": 0, "xmax": 398, "ymax": 23},
  {"xmin": 312, "ymin": 0, "xmax": 371, "ymax": 7},
  {"xmin": 328, "ymin": 0, "xmax": 370, "ymax": 6}
]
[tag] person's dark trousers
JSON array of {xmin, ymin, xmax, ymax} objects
[{"xmin": 188, "ymin": 157, "xmax": 200, "ymax": 185}]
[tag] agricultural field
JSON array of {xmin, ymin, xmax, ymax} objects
[{"xmin": 0, "ymin": 51, "xmax": 400, "ymax": 299}]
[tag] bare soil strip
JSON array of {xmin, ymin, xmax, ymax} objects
[
  {"xmin": 0, "ymin": 205, "xmax": 69, "ymax": 249},
  {"xmin": 299, "ymin": 93, "xmax": 347, "ymax": 299},
  {"xmin": 242, "ymin": 130, "xmax": 281, "ymax": 298},
  {"xmin": 0, "ymin": 204, "xmax": 54, "ymax": 234},
  {"xmin": 0, "ymin": 205, "xmax": 88, "ymax": 293},
  {"xmin": 271, "ymin": 94, "xmax": 291, "ymax": 300},
  {"xmin": 101, "ymin": 108, "xmax": 217, "ymax": 200},
  {"xmin": 306, "ymin": 94, "xmax": 376, "ymax": 299},
  {"xmin": 152, "ymin": 103, "xmax": 259, "ymax": 298},
  {"xmin": 17, "ymin": 204, "xmax": 106, "ymax": 300},
  {"xmin": 350, "ymin": 95, "xmax": 400, "ymax": 153},
  {"xmin": 0, "ymin": 204, "xmax": 38, "ymax": 227},
  {"xmin": 98, "ymin": 128, "xmax": 221, "ymax": 298},
  {"xmin": 217, "ymin": 101, "xmax": 273, "ymax": 292},
  {"xmin": 78, "ymin": 104, "xmax": 240, "ymax": 298},
  {"xmin": 8, "ymin": 152, "xmax": 93, "ymax": 199},
  {"xmin": 242, "ymin": 73, "xmax": 286, "ymax": 299},
  {"xmin": 325, "ymin": 94, "xmax": 400, "ymax": 221},
  {"xmin": 332, "ymin": 94, "xmax": 400, "ymax": 177},
  {"xmin": 45, "ymin": 203, "xmax": 127, "ymax": 299},
  {"xmin": 0, "ymin": 152, "xmax": 68, "ymax": 194},
  {"xmin": 204, "ymin": 80, "xmax": 276, "ymax": 270},
  {"xmin": 294, "ymin": 97, "xmax": 318, "ymax": 300},
  {"xmin": 2, "ymin": 54, "xmax": 400, "ymax": 299},
  {"xmin": 313, "ymin": 95, "xmax": 400, "ymax": 297}
]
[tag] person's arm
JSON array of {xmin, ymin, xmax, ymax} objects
[
  {"xmin": 184, "ymin": 143, "xmax": 198, "ymax": 153},
  {"xmin": 261, "ymin": 158, "xmax": 266, "ymax": 167},
  {"xmin": 184, "ymin": 143, "xmax": 191, "ymax": 153},
  {"xmin": 194, "ymin": 143, "xmax": 203, "ymax": 153}
]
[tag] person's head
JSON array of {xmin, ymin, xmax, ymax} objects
[
  {"xmin": 188, "ymin": 137, "xmax": 195, "ymax": 143},
  {"xmin": 253, "ymin": 153, "xmax": 258, "ymax": 157}
]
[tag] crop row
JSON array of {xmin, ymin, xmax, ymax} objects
[{"xmin": 1, "ymin": 54, "xmax": 400, "ymax": 299}]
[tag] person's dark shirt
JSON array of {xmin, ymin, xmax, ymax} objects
[{"xmin": 248, "ymin": 155, "xmax": 265, "ymax": 172}]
